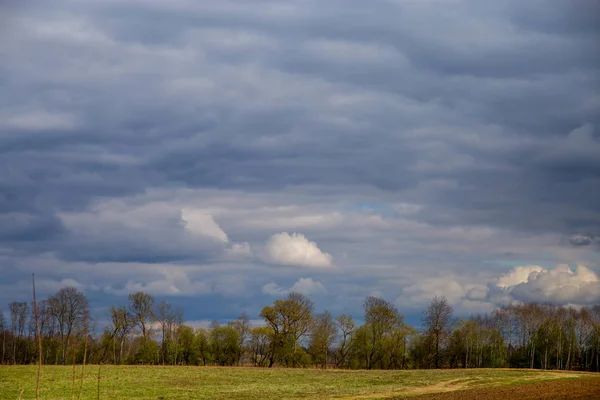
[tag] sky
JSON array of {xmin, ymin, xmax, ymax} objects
[{"xmin": 1, "ymin": 0, "xmax": 599, "ymax": 327}]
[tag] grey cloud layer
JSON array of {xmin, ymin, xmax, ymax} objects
[{"xmin": 0, "ymin": 0, "xmax": 599, "ymax": 321}]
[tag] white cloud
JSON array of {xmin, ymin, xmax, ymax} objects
[
  {"xmin": 181, "ymin": 208, "xmax": 229, "ymax": 243},
  {"xmin": 496, "ymin": 265, "xmax": 545, "ymax": 289},
  {"xmin": 262, "ymin": 277, "xmax": 326, "ymax": 296},
  {"xmin": 261, "ymin": 232, "xmax": 333, "ymax": 268},
  {"xmin": 492, "ymin": 264, "xmax": 600, "ymax": 305}
]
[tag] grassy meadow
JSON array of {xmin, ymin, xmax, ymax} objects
[{"xmin": 0, "ymin": 366, "xmax": 591, "ymax": 400}]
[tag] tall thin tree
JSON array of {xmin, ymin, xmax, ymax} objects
[{"xmin": 423, "ymin": 296, "xmax": 453, "ymax": 369}]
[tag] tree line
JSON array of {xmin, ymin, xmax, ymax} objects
[{"xmin": 1, "ymin": 287, "xmax": 600, "ymax": 371}]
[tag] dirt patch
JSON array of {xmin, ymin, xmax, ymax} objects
[
  {"xmin": 400, "ymin": 377, "xmax": 600, "ymax": 400},
  {"xmin": 338, "ymin": 378, "xmax": 477, "ymax": 399},
  {"xmin": 407, "ymin": 378, "xmax": 476, "ymax": 395}
]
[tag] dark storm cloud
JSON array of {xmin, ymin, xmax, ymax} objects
[{"xmin": 0, "ymin": 0, "xmax": 599, "ymax": 319}]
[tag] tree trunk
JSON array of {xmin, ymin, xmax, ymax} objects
[
  {"xmin": 119, "ymin": 339, "xmax": 125, "ymax": 364},
  {"xmin": 435, "ymin": 332, "xmax": 440, "ymax": 369}
]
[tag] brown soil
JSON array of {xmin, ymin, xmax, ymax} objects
[{"xmin": 402, "ymin": 377, "xmax": 600, "ymax": 400}]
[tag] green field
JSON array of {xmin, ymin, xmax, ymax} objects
[{"xmin": 0, "ymin": 366, "xmax": 590, "ymax": 400}]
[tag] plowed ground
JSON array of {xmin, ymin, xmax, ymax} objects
[{"xmin": 407, "ymin": 377, "xmax": 600, "ymax": 400}]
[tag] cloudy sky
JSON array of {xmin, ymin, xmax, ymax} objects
[{"xmin": 1, "ymin": 0, "xmax": 599, "ymax": 326}]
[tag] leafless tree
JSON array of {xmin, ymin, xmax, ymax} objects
[
  {"xmin": 335, "ymin": 314, "xmax": 355, "ymax": 368},
  {"xmin": 128, "ymin": 292, "xmax": 155, "ymax": 341},
  {"xmin": 228, "ymin": 312, "xmax": 251, "ymax": 365},
  {"xmin": 309, "ymin": 311, "xmax": 338, "ymax": 368},
  {"xmin": 47, "ymin": 287, "xmax": 89, "ymax": 365},
  {"xmin": 422, "ymin": 296, "xmax": 453, "ymax": 369},
  {"xmin": 109, "ymin": 306, "xmax": 133, "ymax": 364},
  {"xmin": 9, "ymin": 302, "xmax": 29, "ymax": 364},
  {"xmin": 0, "ymin": 312, "xmax": 6, "ymax": 364}
]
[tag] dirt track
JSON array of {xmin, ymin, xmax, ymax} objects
[{"xmin": 406, "ymin": 377, "xmax": 600, "ymax": 399}]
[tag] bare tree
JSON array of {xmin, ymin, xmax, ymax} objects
[
  {"xmin": 9, "ymin": 302, "xmax": 29, "ymax": 364},
  {"xmin": 422, "ymin": 296, "xmax": 453, "ymax": 369},
  {"xmin": 155, "ymin": 301, "xmax": 172, "ymax": 365},
  {"xmin": 47, "ymin": 287, "xmax": 89, "ymax": 365},
  {"xmin": 109, "ymin": 306, "xmax": 133, "ymax": 364},
  {"xmin": 155, "ymin": 301, "xmax": 183, "ymax": 365},
  {"xmin": 228, "ymin": 312, "xmax": 251, "ymax": 365},
  {"xmin": 309, "ymin": 311, "xmax": 338, "ymax": 368},
  {"xmin": 335, "ymin": 314, "xmax": 355, "ymax": 368},
  {"xmin": 0, "ymin": 312, "xmax": 6, "ymax": 364},
  {"xmin": 128, "ymin": 292, "xmax": 155, "ymax": 341}
]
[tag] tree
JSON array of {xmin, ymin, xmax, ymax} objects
[
  {"xmin": 422, "ymin": 296, "xmax": 453, "ymax": 369},
  {"xmin": 228, "ymin": 312, "xmax": 251, "ymax": 365},
  {"xmin": 362, "ymin": 296, "xmax": 403, "ymax": 369},
  {"xmin": 47, "ymin": 287, "xmax": 89, "ymax": 365},
  {"xmin": 0, "ymin": 312, "xmax": 6, "ymax": 364},
  {"xmin": 176, "ymin": 325, "xmax": 196, "ymax": 365},
  {"xmin": 249, "ymin": 326, "xmax": 274, "ymax": 367},
  {"xmin": 155, "ymin": 301, "xmax": 183, "ymax": 365},
  {"xmin": 9, "ymin": 302, "xmax": 29, "ymax": 364},
  {"xmin": 309, "ymin": 311, "xmax": 337, "ymax": 368},
  {"xmin": 109, "ymin": 306, "xmax": 134, "ymax": 364},
  {"xmin": 210, "ymin": 322, "xmax": 240, "ymax": 366},
  {"xmin": 128, "ymin": 292, "xmax": 155, "ymax": 341},
  {"xmin": 260, "ymin": 292, "xmax": 314, "ymax": 367},
  {"xmin": 335, "ymin": 314, "xmax": 355, "ymax": 368},
  {"xmin": 195, "ymin": 328, "xmax": 211, "ymax": 366}
]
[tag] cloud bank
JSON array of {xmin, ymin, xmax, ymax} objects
[
  {"xmin": 491, "ymin": 264, "xmax": 600, "ymax": 305},
  {"xmin": 0, "ymin": 0, "xmax": 598, "ymax": 323}
]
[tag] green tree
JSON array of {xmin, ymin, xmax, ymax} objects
[
  {"xmin": 362, "ymin": 296, "xmax": 403, "ymax": 369},
  {"xmin": 210, "ymin": 322, "xmax": 240, "ymax": 366},
  {"xmin": 249, "ymin": 326, "xmax": 274, "ymax": 367},
  {"xmin": 260, "ymin": 292, "xmax": 314, "ymax": 367}
]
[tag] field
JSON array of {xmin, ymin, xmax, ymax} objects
[{"xmin": 1, "ymin": 366, "xmax": 599, "ymax": 400}]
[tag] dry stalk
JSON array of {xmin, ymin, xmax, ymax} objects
[
  {"xmin": 96, "ymin": 363, "xmax": 102, "ymax": 400},
  {"xmin": 32, "ymin": 273, "xmax": 43, "ymax": 400},
  {"xmin": 71, "ymin": 342, "xmax": 77, "ymax": 400},
  {"xmin": 77, "ymin": 312, "xmax": 89, "ymax": 400}
]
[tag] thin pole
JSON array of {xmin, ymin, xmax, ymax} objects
[
  {"xmin": 71, "ymin": 342, "xmax": 77, "ymax": 400},
  {"xmin": 78, "ymin": 312, "xmax": 89, "ymax": 400},
  {"xmin": 32, "ymin": 273, "xmax": 43, "ymax": 400}
]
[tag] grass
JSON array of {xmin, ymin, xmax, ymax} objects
[{"xmin": 0, "ymin": 366, "xmax": 592, "ymax": 400}]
